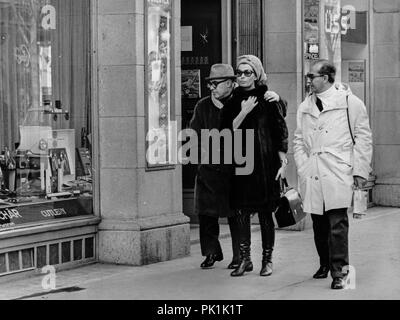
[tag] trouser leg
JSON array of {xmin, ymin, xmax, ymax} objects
[
  {"xmin": 228, "ymin": 214, "xmax": 240, "ymax": 263},
  {"xmin": 326, "ymin": 208, "xmax": 349, "ymax": 279},
  {"xmin": 199, "ymin": 215, "xmax": 222, "ymax": 257},
  {"xmin": 237, "ymin": 211, "xmax": 251, "ymax": 253},
  {"xmin": 311, "ymin": 213, "xmax": 330, "ymax": 268},
  {"xmin": 259, "ymin": 211, "xmax": 275, "ymax": 251}
]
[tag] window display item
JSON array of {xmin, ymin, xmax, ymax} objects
[
  {"xmin": 76, "ymin": 148, "xmax": 92, "ymax": 177},
  {"xmin": 353, "ymin": 189, "xmax": 368, "ymax": 219}
]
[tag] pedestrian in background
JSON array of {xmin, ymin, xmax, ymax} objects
[
  {"xmin": 293, "ymin": 60, "xmax": 373, "ymax": 289},
  {"xmin": 221, "ymin": 55, "xmax": 289, "ymax": 277}
]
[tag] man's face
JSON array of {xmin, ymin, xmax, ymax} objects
[
  {"xmin": 208, "ymin": 79, "xmax": 234, "ymax": 100},
  {"xmin": 307, "ymin": 64, "xmax": 327, "ymax": 94}
]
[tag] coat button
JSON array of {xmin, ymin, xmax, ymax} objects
[{"xmin": 315, "ymin": 177, "xmax": 319, "ymax": 181}]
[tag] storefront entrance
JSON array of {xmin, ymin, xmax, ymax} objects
[{"xmin": 181, "ymin": 0, "xmax": 223, "ymax": 223}]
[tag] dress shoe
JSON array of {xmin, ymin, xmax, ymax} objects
[
  {"xmin": 331, "ymin": 277, "xmax": 345, "ymax": 290},
  {"xmin": 227, "ymin": 260, "xmax": 240, "ymax": 270},
  {"xmin": 200, "ymin": 253, "xmax": 223, "ymax": 269},
  {"xmin": 313, "ymin": 266, "xmax": 330, "ymax": 279}
]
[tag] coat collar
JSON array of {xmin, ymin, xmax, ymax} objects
[{"xmin": 302, "ymin": 87, "xmax": 348, "ymax": 118}]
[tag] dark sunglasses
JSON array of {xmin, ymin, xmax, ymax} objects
[
  {"xmin": 207, "ymin": 79, "xmax": 229, "ymax": 89},
  {"xmin": 236, "ymin": 70, "xmax": 254, "ymax": 77},
  {"xmin": 306, "ymin": 73, "xmax": 325, "ymax": 80}
]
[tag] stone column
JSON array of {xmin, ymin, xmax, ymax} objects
[
  {"xmin": 96, "ymin": 0, "xmax": 190, "ymax": 265},
  {"xmin": 263, "ymin": 0, "xmax": 312, "ymax": 230},
  {"xmin": 372, "ymin": 0, "xmax": 400, "ymax": 206}
]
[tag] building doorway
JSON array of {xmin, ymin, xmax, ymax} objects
[{"xmin": 181, "ymin": 0, "xmax": 222, "ymax": 223}]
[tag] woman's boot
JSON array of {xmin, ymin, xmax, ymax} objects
[
  {"xmin": 231, "ymin": 212, "xmax": 253, "ymax": 277},
  {"xmin": 230, "ymin": 242, "xmax": 253, "ymax": 276},
  {"xmin": 260, "ymin": 249, "xmax": 273, "ymax": 276},
  {"xmin": 259, "ymin": 212, "xmax": 275, "ymax": 276}
]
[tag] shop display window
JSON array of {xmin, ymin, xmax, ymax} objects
[
  {"xmin": 146, "ymin": 0, "xmax": 174, "ymax": 168},
  {"xmin": 0, "ymin": 0, "xmax": 93, "ymax": 231}
]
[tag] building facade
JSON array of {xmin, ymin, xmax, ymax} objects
[{"xmin": 0, "ymin": 0, "xmax": 399, "ymax": 279}]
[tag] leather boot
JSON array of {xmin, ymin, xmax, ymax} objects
[
  {"xmin": 260, "ymin": 249, "xmax": 273, "ymax": 276},
  {"xmin": 259, "ymin": 212, "xmax": 275, "ymax": 277},
  {"xmin": 231, "ymin": 212, "xmax": 253, "ymax": 277},
  {"xmin": 230, "ymin": 243, "xmax": 253, "ymax": 277}
]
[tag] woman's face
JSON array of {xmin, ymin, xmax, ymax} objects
[{"xmin": 236, "ymin": 64, "xmax": 256, "ymax": 90}]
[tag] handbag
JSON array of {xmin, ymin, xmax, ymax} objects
[{"xmin": 273, "ymin": 178, "xmax": 306, "ymax": 228}]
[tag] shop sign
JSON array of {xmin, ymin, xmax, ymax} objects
[
  {"xmin": 181, "ymin": 56, "xmax": 210, "ymax": 66},
  {"xmin": 148, "ymin": 0, "xmax": 170, "ymax": 7},
  {"xmin": 303, "ymin": 0, "xmax": 320, "ymax": 60},
  {"xmin": 304, "ymin": 43, "xmax": 320, "ymax": 60},
  {"xmin": 0, "ymin": 198, "xmax": 92, "ymax": 231},
  {"xmin": 325, "ymin": 5, "xmax": 356, "ymax": 35}
]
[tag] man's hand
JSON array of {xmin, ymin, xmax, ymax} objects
[
  {"xmin": 354, "ymin": 176, "xmax": 367, "ymax": 189},
  {"xmin": 264, "ymin": 91, "xmax": 280, "ymax": 102},
  {"xmin": 241, "ymin": 96, "xmax": 258, "ymax": 115}
]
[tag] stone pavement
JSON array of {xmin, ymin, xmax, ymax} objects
[{"xmin": 0, "ymin": 207, "xmax": 400, "ymax": 300}]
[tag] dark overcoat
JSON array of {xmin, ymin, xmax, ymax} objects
[
  {"xmin": 221, "ymin": 85, "xmax": 289, "ymax": 213},
  {"xmin": 189, "ymin": 96, "xmax": 235, "ymax": 218}
]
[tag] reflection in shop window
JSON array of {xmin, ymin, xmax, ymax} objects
[
  {"xmin": 146, "ymin": 0, "xmax": 173, "ymax": 168},
  {"xmin": 0, "ymin": 0, "xmax": 93, "ymax": 231}
]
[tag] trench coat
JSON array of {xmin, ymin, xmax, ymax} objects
[
  {"xmin": 293, "ymin": 87, "xmax": 373, "ymax": 215},
  {"xmin": 189, "ymin": 96, "xmax": 235, "ymax": 218}
]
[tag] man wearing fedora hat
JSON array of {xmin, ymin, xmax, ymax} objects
[
  {"xmin": 190, "ymin": 64, "xmax": 285, "ymax": 270},
  {"xmin": 190, "ymin": 64, "xmax": 240, "ymax": 269}
]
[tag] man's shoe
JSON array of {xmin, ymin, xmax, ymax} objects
[
  {"xmin": 313, "ymin": 266, "xmax": 330, "ymax": 279},
  {"xmin": 200, "ymin": 254, "xmax": 223, "ymax": 269},
  {"xmin": 227, "ymin": 260, "xmax": 240, "ymax": 270},
  {"xmin": 331, "ymin": 277, "xmax": 344, "ymax": 290}
]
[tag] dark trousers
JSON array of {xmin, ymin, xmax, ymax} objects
[
  {"xmin": 311, "ymin": 208, "xmax": 349, "ymax": 279},
  {"xmin": 236, "ymin": 210, "xmax": 275, "ymax": 253},
  {"xmin": 199, "ymin": 215, "xmax": 240, "ymax": 261}
]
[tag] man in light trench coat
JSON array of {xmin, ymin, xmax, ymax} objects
[{"xmin": 294, "ymin": 60, "xmax": 373, "ymax": 290}]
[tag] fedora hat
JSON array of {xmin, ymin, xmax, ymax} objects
[{"xmin": 205, "ymin": 64, "xmax": 236, "ymax": 81}]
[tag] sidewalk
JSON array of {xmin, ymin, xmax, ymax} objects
[{"xmin": 1, "ymin": 207, "xmax": 400, "ymax": 300}]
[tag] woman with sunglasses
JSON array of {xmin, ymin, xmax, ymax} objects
[{"xmin": 221, "ymin": 55, "xmax": 289, "ymax": 277}]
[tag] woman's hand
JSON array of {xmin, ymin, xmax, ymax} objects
[
  {"xmin": 275, "ymin": 165, "xmax": 287, "ymax": 181},
  {"xmin": 241, "ymin": 96, "xmax": 258, "ymax": 115},
  {"xmin": 275, "ymin": 157, "xmax": 288, "ymax": 181},
  {"xmin": 264, "ymin": 91, "xmax": 280, "ymax": 102}
]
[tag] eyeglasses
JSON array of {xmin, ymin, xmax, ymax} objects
[
  {"xmin": 207, "ymin": 79, "xmax": 229, "ymax": 89},
  {"xmin": 236, "ymin": 70, "xmax": 254, "ymax": 77},
  {"xmin": 306, "ymin": 73, "xmax": 325, "ymax": 80}
]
